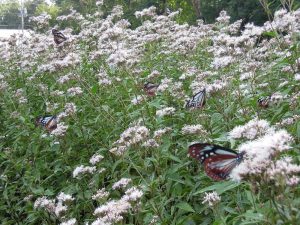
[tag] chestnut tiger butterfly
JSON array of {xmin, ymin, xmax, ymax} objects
[
  {"xmin": 188, "ymin": 143, "xmax": 245, "ymax": 181},
  {"xmin": 257, "ymin": 96, "xmax": 271, "ymax": 108},
  {"xmin": 143, "ymin": 82, "xmax": 158, "ymax": 96},
  {"xmin": 185, "ymin": 89, "xmax": 206, "ymax": 109},
  {"xmin": 35, "ymin": 115, "xmax": 57, "ymax": 132},
  {"xmin": 52, "ymin": 29, "xmax": 67, "ymax": 45}
]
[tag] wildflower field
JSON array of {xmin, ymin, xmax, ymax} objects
[{"xmin": 1, "ymin": 3, "xmax": 300, "ymax": 225}]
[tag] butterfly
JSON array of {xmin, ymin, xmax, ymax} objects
[
  {"xmin": 185, "ymin": 89, "xmax": 206, "ymax": 109},
  {"xmin": 52, "ymin": 29, "xmax": 67, "ymax": 45},
  {"xmin": 143, "ymin": 82, "xmax": 158, "ymax": 96},
  {"xmin": 257, "ymin": 96, "xmax": 271, "ymax": 108},
  {"xmin": 35, "ymin": 115, "xmax": 58, "ymax": 132},
  {"xmin": 188, "ymin": 143, "xmax": 245, "ymax": 181}
]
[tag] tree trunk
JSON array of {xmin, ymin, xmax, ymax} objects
[{"xmin": 191, "ymin": 0, "xmax": 202, "ymax": 19}]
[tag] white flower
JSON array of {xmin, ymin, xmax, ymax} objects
[
  {"xmin": 142, "ymin": 139, "xmax": 159, "ymax": 148},
  {"xmin": 153, "ymin": 127, "xmax": 172, "ymax": 139},
  {"xmin": 67, "ymin": 87, "xmax": 83, "ymax": 96},
  {"xmin": 92, "ymin": 188, "xmax": 109, "ymax": 201},
  {"xmin": 156, "ymin": 107, "xmax": 175, "ymax": 117},
  {"xmin": 122, "ymin": 187, "xmax": 143, "ymax": 202},
  {"xmin": 91, "ymin": 218, "xmax": 111, "ymax": 225},
  {"xmin": 50, "ymin": 122, "xmax": 68, "ymax": 137},
  {"xmin": 181, "ymin": 124, "xmax": 207, "ymax": 135},
  {"xmin": 89, "ymin": 154, "xmax": 104, "ymax": 165},
  {"xmin": 229, "ymin": 119, "xmax": 274, "ymax": 140},
  {"xmin": 57, "ymin": 192, "xmax": 74, "ymax": 203},
  {"xmin": 131, "ymin": 95, "xmax": 144, "ymax": 105},
  {"xmin": 231, "ymin": 130, "xmax": 294, "ymax": 181},
  {"xmin": 60, "ymin": 218, "xmax": 77, "ymax": 225},
  {"xmin": 55, "ymin": 201, "xmax": 67, "ymax": 217},
  {"xmin": 34, "ymin": 197, "xmax": 55, "ymax": 212},
  {"xmin": 94, "ymin": 199, "xmax": 131, "ymax": 223},
  {"xmin": 65, "ymin": 103, "xmax": 77, "ymax": 116},
  {"xmin": 112, "ymin": 178, "xmax": 132, "ymax": 190},
  {"xmin": 73, "ymin": 165, "xmax": 97, "ymax": 178},
  {"xmin": 202, "ymin": 191, "xmax": 221, "ymax": 207}
]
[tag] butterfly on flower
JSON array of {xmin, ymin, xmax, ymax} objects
[
  {"xmin": 185, "ymin": 89, "xmax": 206, "ymax": 109},
  {"xmin": 35, "ymin": 115, "xmax": 58, "ymax": 132},
  {"xmin": 143, "ymin": 82, "xmax": 158, "ymax": 96},
  {"xmin": 188, "ymin": 143, "xmax": 245, "ymax": 181},
  {"xmin": 52, "ymin": 29, "xmax": 67, "ymax": 45},
  {"xmin": 257, "ymin": 96, "xmax": 271, "ymax": 108}
]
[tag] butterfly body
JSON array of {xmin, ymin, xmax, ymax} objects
[
  {"xmin": 35, "ymin": 115, "xmax": 57, "ymax": 132},
  {"xmin": 185, "ymin": 89, "xmax": 206, "ymax": 109},
  {"xmin": 52, "ymin": 29, "xmax": 67, "ymax": 45},
  {"xmin": 188, "ymin": 143, "xmax": 244, "ymax": 181},
  {"xmin": 144, "ymin": 82, "xmax": 158, "ymax": 96},
  {"xmin": 258, "ymin": 96, "xmax": 270, "ymax": 108}
]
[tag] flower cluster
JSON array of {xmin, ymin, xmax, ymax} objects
[
  {"xmin": 34, "ymin": 192, "xmax": 74, "ymax": 219},
  {"xmin": 202, "ymin": 191, "xmax": 221, "ymax": 207}
]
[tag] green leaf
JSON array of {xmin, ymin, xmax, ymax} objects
[
  {"xmin": 175, "ymin": 202, "xmax": 195, "ymax": 213},
  {"xmin": 193, "ymin": 181, "xmax": 240, "ymax": 195}
]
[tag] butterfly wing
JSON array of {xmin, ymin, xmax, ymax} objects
[
  {"xmin": 204, "ymin": 154, "xmax": 241, "ymax": 180},
  {"xmin": 36, "ymin": 115, "xmax": 57, "ymax": 132},
  {"xmin": 186, "ymin": 89, "xmax": 206, "ymax": 109},
  {"xmin": 144, "ymin": 82, "xmax": 158, "ymax": 96},
  {"xmin": 188, "ymin": 143, "xmax": 244, "ymax": 181},
  {"xmin": 258, "ymin": 96, "xmax": 270, "ymax": 108},
  {"xmin": 45, "ymin": 116, "xmax": 57, "ymax": 131},
  {"xmin": 52, "ymin": 29, "xmax": 67, "ymax": 45}
]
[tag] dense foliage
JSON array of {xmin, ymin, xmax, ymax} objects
[
  {"xmin": 1, "ymin": 0, "xmax": 296, "ymax": 29},
  {"xmin": 1, "ymin": 2, "xmax": 300, "ymax": 225}
]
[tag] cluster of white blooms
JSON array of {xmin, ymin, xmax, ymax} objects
[
  {"xmin": 134, "ymin": 6, "xmax": 157, "ymax": 18},
  {"xmin": 266, "ymin": 157, "xmax": 300, "ymax": 186},
  {"xmin": 34, "ymin": 192, "xmax": 74, "ymax": 218},
  {"xmin": 94, "ymin": 199, "xmax": 131, "ymax": 223},
  {"xmin": 142, "ymin": 139, "xmax": 160, "ymax": 148},
  {"xmin": 157, "ymin": 78, "xmax": 173, "ymax": 92},
  {"xmin": 112, "ymin": 178, "xmax": 132, "ymax": 190},
  {"xmin": 73, "ymin": 165, "xmax": 97, "ymax": 178},
  {"xmin": 181, "ymin": 124, "xmax": 208, "ymax": 135},
  {"xmin": 96, "ymin": 0, "xmax": 104, "ymax": 6},
  {"xmin": 59, "ymin": 218, "xmax": 77, "ymax": 225},
  {"xmin": 64, "ymin": 103, "xmax": 77, "ymax": 116},
  {"xmin": 57, "ymin": 192, "xmax": 75, "ymax": 203},
  {"xmin": 67, "ymin": 87, "xmax": 83, "ymax": 96},
  {"xmin": 156, "ymin": 107, "xmax": 176, "ymax": 117},
  {"xmin": 202, "ymin": 191, "xmax": 221, "ymax": 207},
  {"xmin": 118, "ymin": 125, "xmax": 149, "ymax": 146},
  {"xmin": 110, "ymin": 125, "xmax": 149, "ymax": 155},
  {"xmin": 56, "ymin": 8, "xmax": 84, "ymax": 22},
  {"xmin": 216, "ymin": 10, "xmax": 230, "ymax": 24},
  {"xmin": 231, "ymin": 129, "xmax": 294, "ymax": 182},
  {"xmin": 229, "ymin": 119, "xmax": 274, "ymax": 140},
  {"xmin": 122, "ymin": 187, "xmax": 143, "ymax": 202},
  {"xmin": 269, "ymin": 92, "xmax": 286, "ymax": 104},
  {"xmin": 89, "ymin": 154, "xmax": 104, "ymax": 165},
  {"xmin": 131, "ymin": 95, "xmax": 144, "ymax": 105},
  {"xmin": 57, "ymin": 74, "xmax": 75, "ymax": 84},
  {"xmin": 51, "ymin": 122, "xmax": 68, "ymax": 137},
  {"xmin": 276, "ymin": 115, "xmax": 300, "ymax": 127},
  {"xmin": 97, "ymin": 70, "xmax": 112, "ymax": 86},
  {"xmin": 29, "ymin": 13, "xmax": 51, "ymax": 30},
  {"xmin": 93, "ymin": 186, "xmax": 143, "ymax": 224},
  {"xmin": 92, "ymin": 188, "xmax": 110, "ymax": 201},
  {"xmin": 147, "ymin": 70, "xmax": 160, "ymax": 79},
  {"xmin": 153, "ymin": 127, "xmax": 172, "ymax": 139},
  {"xmin": 14, "ymin": 88, "xmax": 28, "ymax": 104}
]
